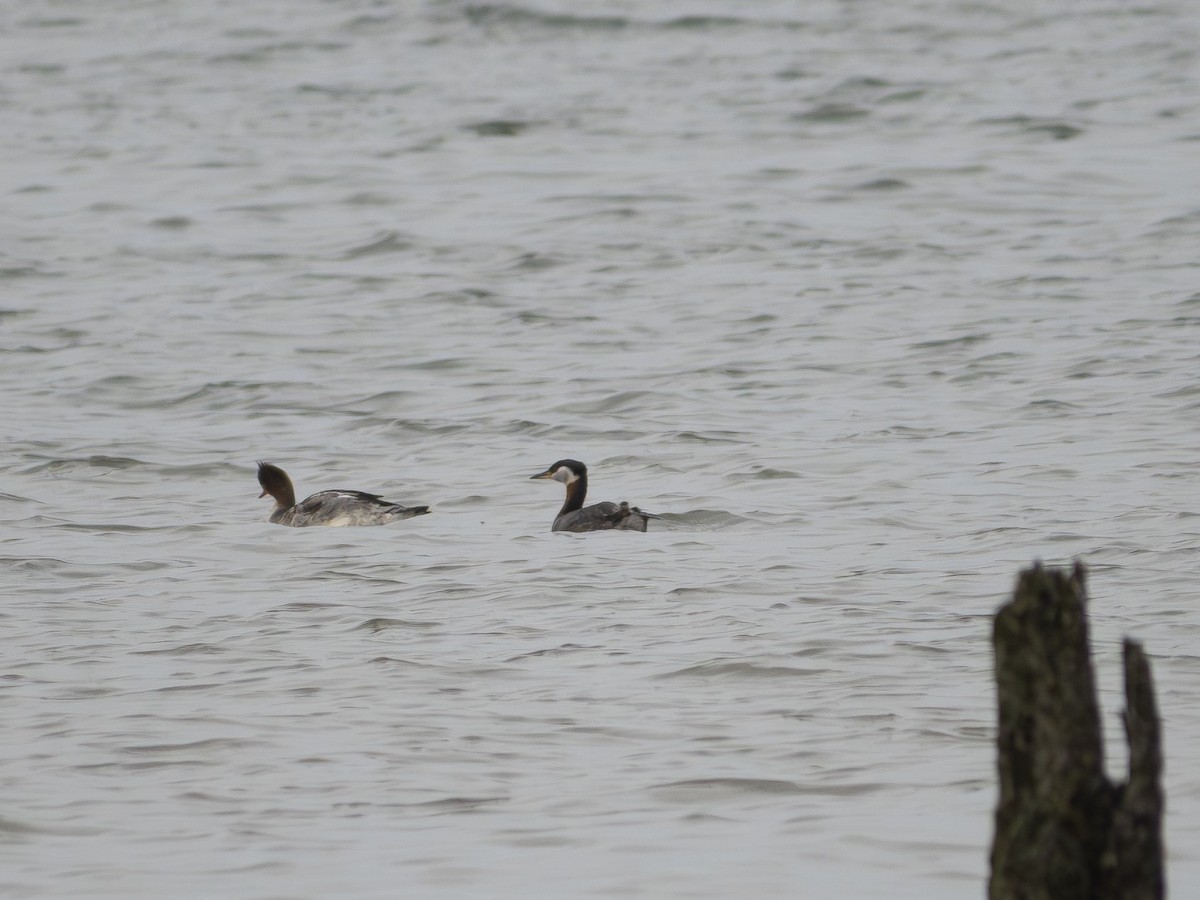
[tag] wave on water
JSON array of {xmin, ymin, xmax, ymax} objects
[
  {"xmin": 649, "ymin": 778, "xmax": 891, "ymax": 800},
  {"xmin": 657, "ymin": 660, "xmax": 829, "ymax": 679},
  {"xmin": 461, "ymin": 4, "xmax": 805, "ymax": 32},
  {"xmin": 354, "ymin": 617, "xmax": 440, "ymax": 632},
  {"xmin": 653, "ymin": 509, "xmax": 754, "ymax": 530},
  {"xmin": 22, "ymin": 455, "xmax": 146, "ymax": 474}
]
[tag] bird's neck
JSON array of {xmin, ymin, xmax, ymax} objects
[{"xmin": 559, "ymin": 472, "xmax": 587, "ymax": 516}]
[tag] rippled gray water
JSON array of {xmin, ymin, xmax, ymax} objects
[{"xmin": 3, "ymin": 1, "xmax": 1199, "ymax": 896}]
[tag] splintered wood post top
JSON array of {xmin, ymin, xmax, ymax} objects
[{"xmin": 989, "ymin": 562, "xmax": 1164, "ymax": 900}]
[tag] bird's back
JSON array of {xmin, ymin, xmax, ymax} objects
[
  {"xmin": 276, "ymin": 490, "xmax": 430, "ymax": 527},
  {"xmin": 553, "ymin": 501, "xmax": 649, "ymax": 533}
]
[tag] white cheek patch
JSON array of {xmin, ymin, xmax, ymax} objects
[{"xmin": 552, "ymin": 467, "xmax": 578, "ymax": 485}]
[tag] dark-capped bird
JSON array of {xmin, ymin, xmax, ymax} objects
[{"xmin": 529, "ymin": 459, "xmax": 655, "ymax": 533}]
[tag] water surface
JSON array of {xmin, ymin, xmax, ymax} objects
[{"xmin": 2, "ymin": 1, "xmax": 1198, "ymax": 896}]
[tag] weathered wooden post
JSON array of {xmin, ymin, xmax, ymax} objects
[{"xmin": 990, "ymin": 562, "xmax": 1164, "ymax": 900}]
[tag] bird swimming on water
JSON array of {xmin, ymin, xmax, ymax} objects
[
  {"xmin": 529, "ymin": 459, "xmax": 655, "ymax": 532},
  {"xmin": 256, "ymin": 461, "xmax": 431, "ymax": 527}
]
